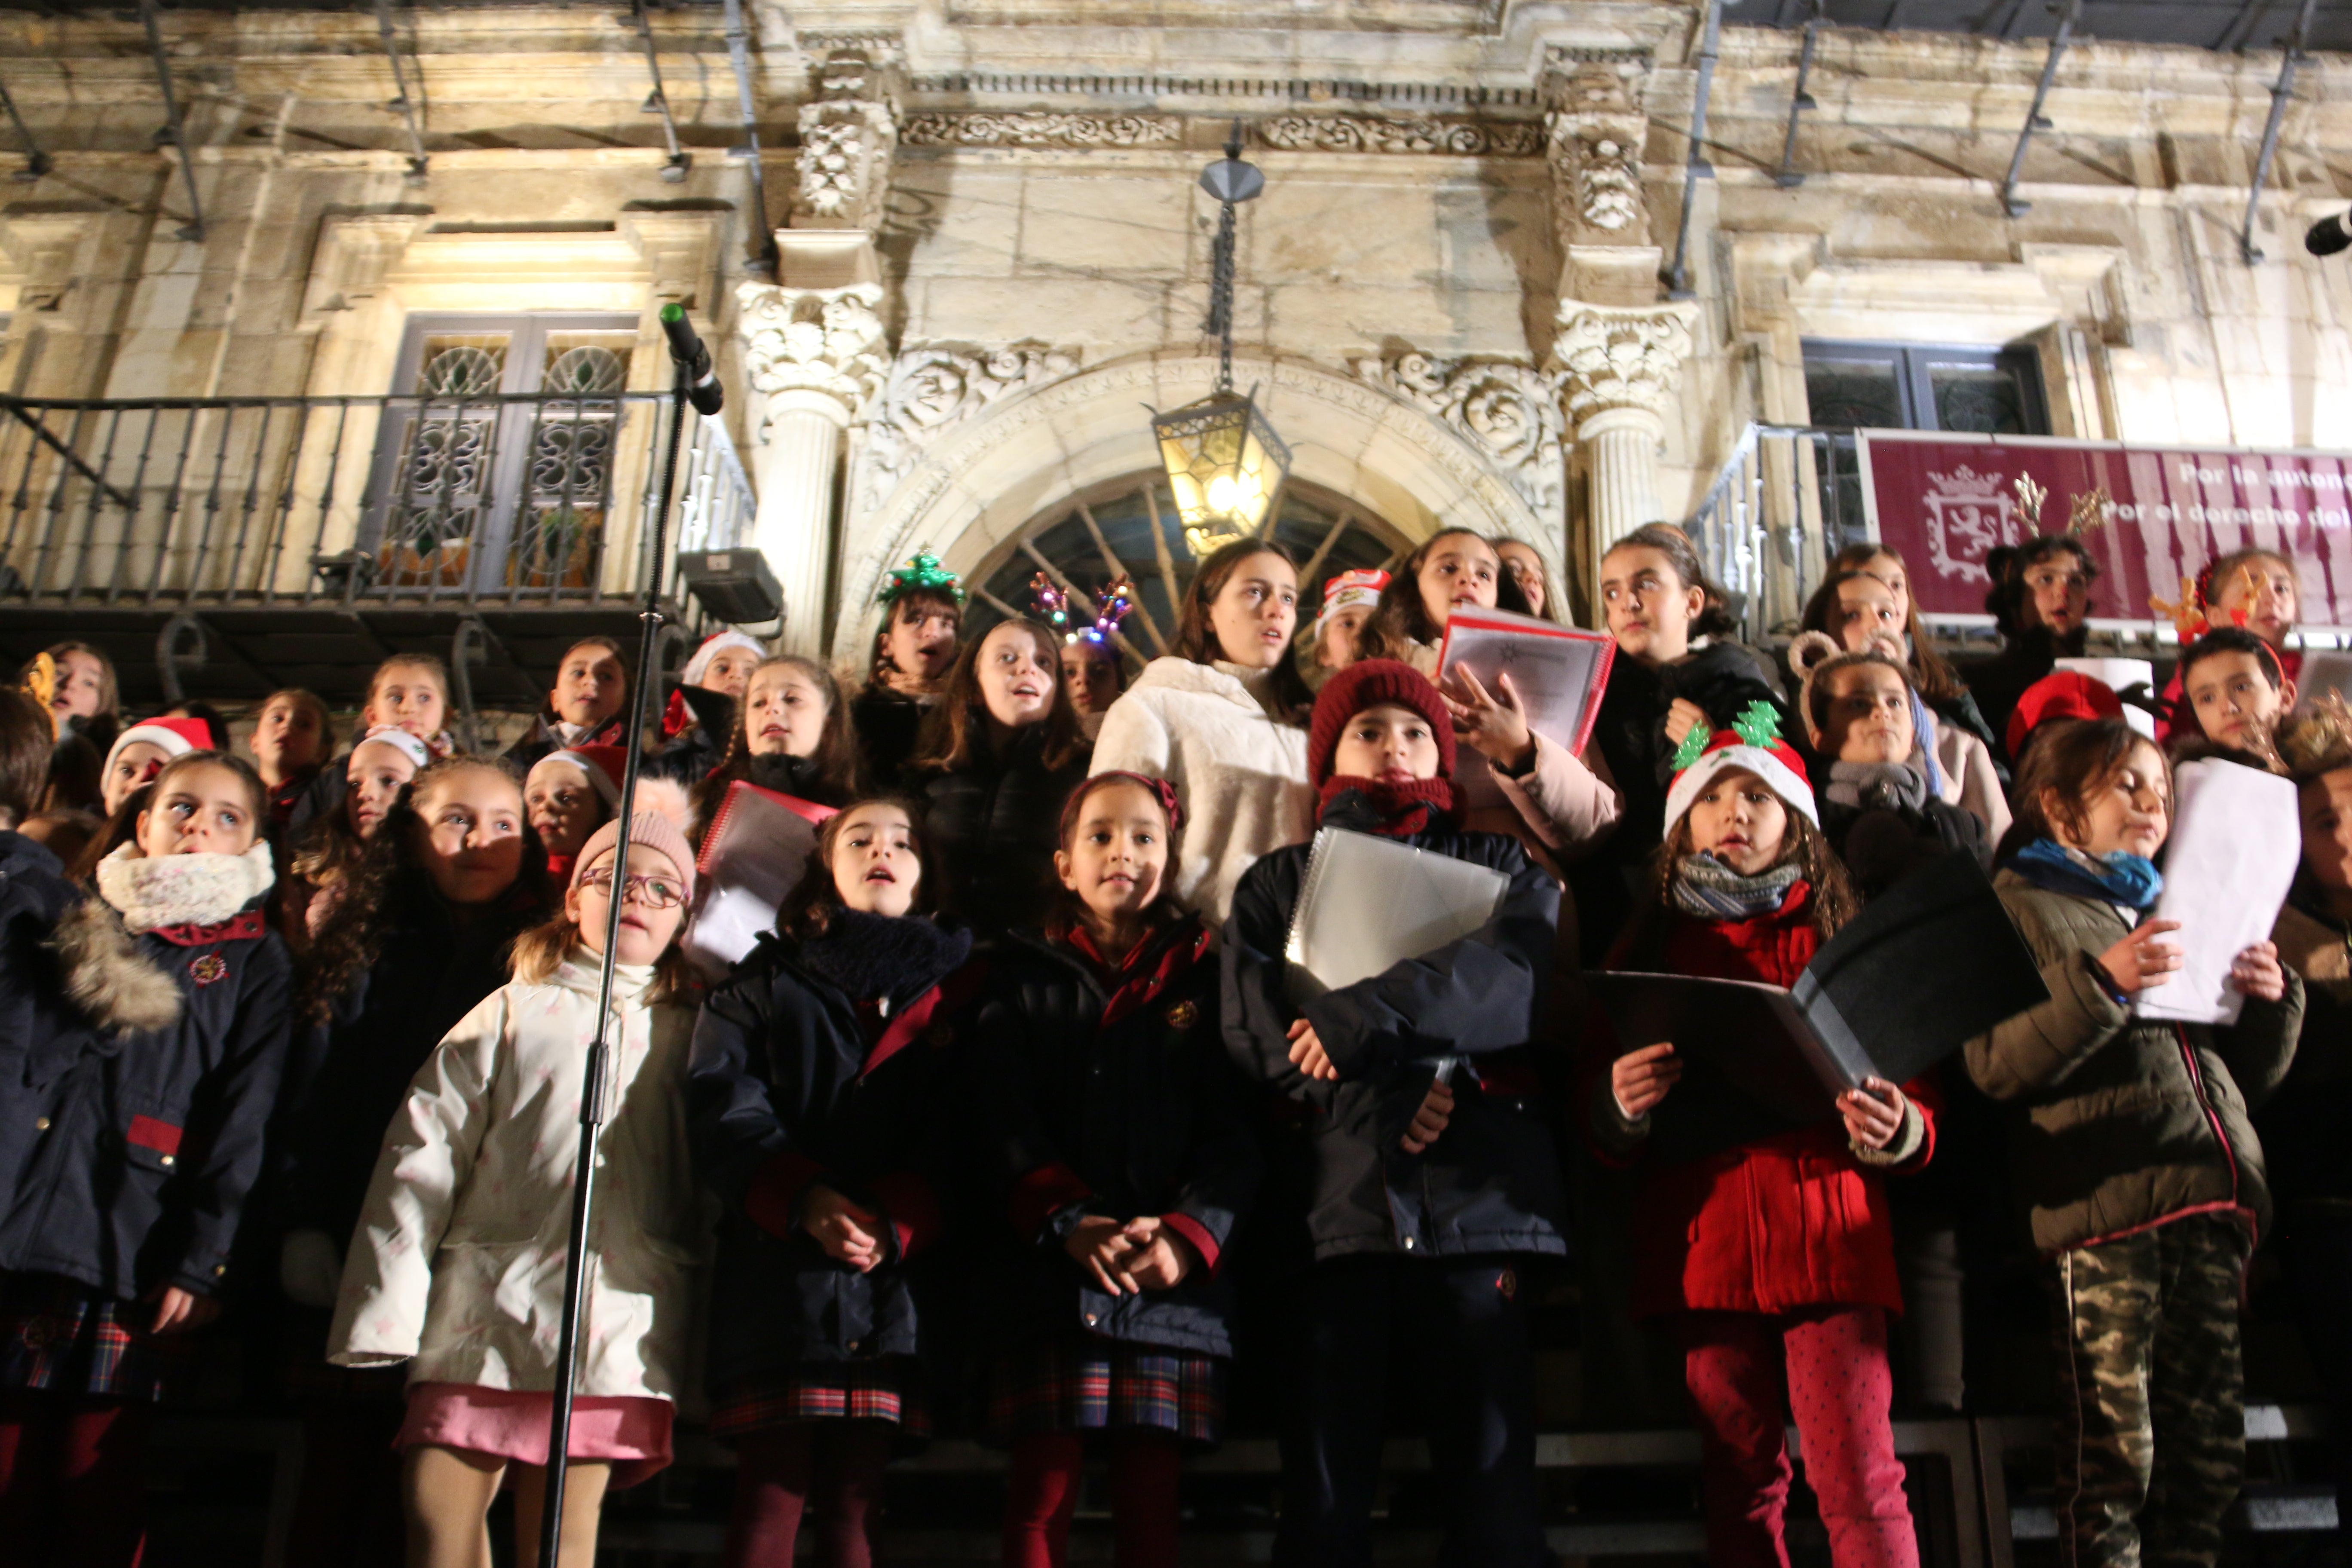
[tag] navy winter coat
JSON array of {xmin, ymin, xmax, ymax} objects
[
  {"xmin": 919, "ymin": 723, "xmax": 1091, "ymax": 937},
  {"xmin": 1222, "ymin": 797, "xmax": 1569, "ymax": 1264},
  {"xmin": 689, "ymin": 911, "xmax": 979, "ymax": 1384},
  {"xmin": 0, "ymin": 862, "xmax": 294, "ymax": 1301},
  {"xmin": 276, "ymin": 872, "xmax": 544, "ymax": 1250},
  {"xmin": 970, "ymin": 919, "xmax": 1259, "ymax": 1358}
]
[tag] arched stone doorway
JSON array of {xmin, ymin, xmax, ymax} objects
[
  {"xmin": 958, "ymin": 473, "xmax": 1405, "ymax": 664},
  {"xmin": 832, "ymin": 351, "xmax": 1553, "ymax": 663}
]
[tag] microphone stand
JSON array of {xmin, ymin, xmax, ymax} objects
[{"xmin": 535, "ymin": 321, "xmax": 697, "ymax": 1568}]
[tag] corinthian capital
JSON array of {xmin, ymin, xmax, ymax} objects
[
  {"xmin": 736, "ymin": 279, "xmax": 889, "ymax": 432},
  {"xmin": 1550, "ymin": 300, "xmax": 1699, "ymax": 425}
]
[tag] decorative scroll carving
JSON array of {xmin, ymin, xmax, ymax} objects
[
  {"xmin": 1550, "ymin": 302, "xmax": 1699, "ymax": 423},
  {"xmin": 900, "ymin": 112, "xmax": 1181, "ymax": 148},
  {"xmin": 1256, "ymin": 114, "xmax": 1542, "ymax": 156},
  {"xmin": 795, "ymin": 45, "xmax": 899, "ymax": 230},
  {"xmin": 856, "ymin": 345, "xmax": 1081, "ymax": 513},
  {"xmin": 1351, "ymin": 354, "xmax": 1566, "ymax": 523},
  {"xmin": 736, "ymin": 280, "xmax": 889, "ymax": 432}
]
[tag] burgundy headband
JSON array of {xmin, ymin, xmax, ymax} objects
[{"xmin": 1058, "ymin": 771, "xmax": 1182, "ymax": 845}]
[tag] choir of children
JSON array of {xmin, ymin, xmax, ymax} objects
[{"xmin": 0, "ymin": 532, "xmax": 2338, "ymax": 1568}]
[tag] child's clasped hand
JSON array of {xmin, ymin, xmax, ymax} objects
[
  {"xmin": 1063, "ymin": 1214, "xmax": 1196, "ymax": 1296},
  {"xmin": 803, "ymin": 1184, "xmax": 889, "ymax": 1274}
]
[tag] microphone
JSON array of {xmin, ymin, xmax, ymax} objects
[
  {"xmin": 2307, "ymin": 209, "xmax": 2352, "ymax": 257},
  {"xmin": 658, "ymin": 302, "xmax": 724, "ymax": 416}
]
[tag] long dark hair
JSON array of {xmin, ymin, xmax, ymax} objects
[
  {"xmin": 1824, "ymin": 543, "xmax": 1965, "ymax": 705},
  {"xmin": 1602, "ymin": 524, "xmax": 1739, "ymax": 640},
  {"xmin": 1042, "ymin": 772, "xmax": 1185, "ymax": 943},
  {"xmin": 913, "ymin": 618, "xmax": 1087, "ymax": 774},
  {"xmin": 301, "ymin": 755, "xmax": 551, "ymax": 1022},
  {"xmin": 1168, "ymin": 537, "xmax": 1314, "ymax": 711},
  {"xmin": 706, "ymin": 654, "xmax": 862, "ymax": 806},
  {"xmin": 773, "ymin": 794, "xmax": 940, "ymax": 942},
  {"xmin": 866, "ymin": 590, "xmax": 965, "ymax": 695},
  {"xmin": 1648, "ymin": 805, "xmax": 1859, "ymax": 940},
  {"xmin": 1354, "ymin": 528, "xmax": 1534, "ymax": 665}
]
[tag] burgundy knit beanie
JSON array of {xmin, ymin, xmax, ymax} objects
[{"xmin": 1307, "ymin": 658, "xmax": 1458, "ymax": 784}]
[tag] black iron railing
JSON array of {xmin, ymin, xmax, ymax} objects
[{"xmin": 0, "ymin": 390, "xmax": 756, "ymax": 614}]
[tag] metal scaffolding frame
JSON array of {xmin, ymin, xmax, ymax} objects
[
  {"xmin": 371, "ymin": 0, "xmax": 430, "ymax": 183},
  {"xmin": 629, "ymin": 0, "xmax": 691, "ymax": 182},
  {"xmin": 137, "ymin": 0, "xmax": 205, "ymax": 241},
  {"xmin": 1665, "ymin": 0, "xmax": 1724, "ymax": 298},
  {"xmin": 0, "ymin": 75, "xmax": 49, "ymax": 181},
  {"xmin": 1997, "ymin": 0, "xmax": 2082, "ymax": 218},
  {"xmin": 1773, "ymin": 0, "xmax": 1826, "ymax": 188},
  {"xmin": 720, "ymin": 0, "xmax": 778, "ymax": 277}
]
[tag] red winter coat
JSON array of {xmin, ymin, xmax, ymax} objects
[{"xmin": 1603, "ymin": 883, "xmax": 1937, "ymax": 1318}]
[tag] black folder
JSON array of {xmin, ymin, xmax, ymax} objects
[{"xmin": 1586, "ymin": 851, "xmax": 2047, "ymax": 1160}]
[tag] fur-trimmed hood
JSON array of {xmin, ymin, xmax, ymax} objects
[{"xmin": 49, "ymin": 898, "xmax": 183, "ymax": 1036}]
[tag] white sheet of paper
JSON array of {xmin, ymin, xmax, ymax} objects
[
  {"xmin": 1435, "ymin": 606, "xmax": 1615, "ymax": 753},
  {"xmin": 2055, "ymin": 658, "xmax": 2157, "ymax": 738},
  {"xmin": 2135, "ymin": 759, "xmax": 2301, "ymax": 1025},
  {"xmin": 1284, "ymin": 827, "xmax": 1510, "ymax": 1004}
]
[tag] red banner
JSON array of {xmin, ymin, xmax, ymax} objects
[{"xmin": 1860, "ymin": 431, "xmax": 2352, "ymax": 630}]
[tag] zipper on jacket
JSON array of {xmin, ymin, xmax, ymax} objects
[{"xmin": 2172, "ymin": 1020, "xmax": 2251, "ymax": 1246}]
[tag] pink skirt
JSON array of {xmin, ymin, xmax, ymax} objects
[{"xmin": 397, "ymin": 1383, "xmax": 675, "ymax": 1489}]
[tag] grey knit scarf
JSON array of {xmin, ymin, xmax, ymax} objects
[{"xmin": 1670, "ymin": 853, "xmax": 1803, "ymax": 921}]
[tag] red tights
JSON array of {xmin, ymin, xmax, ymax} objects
[
  {"xmin": 1002, "ymin": 1430, "xmax": 1182, "ymax": 1568},
  {"xmin": 0, "ymin": 1392, "xmax": 152, "ymax": 1568},
  {"xmin": 722, "ymin": 1421, "xmax": 892, "ymax": 1568}
]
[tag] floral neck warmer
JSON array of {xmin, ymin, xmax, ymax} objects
[{"xmin": 95, "ymin": 841, "xmax": 276, "ymax": 933}]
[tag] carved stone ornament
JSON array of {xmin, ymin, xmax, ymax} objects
[
  {"xmin": 900, "ymin": 113, "xmax": 1180, "ymax": 148},
  {"xmin": 1571, "ymin": 132, "xmax": 1644, "ymax": 231},
  {"xmin": 1351, "ymin": 354, "xmax": 1567, "ymax": 523},
  {"xmin": 1550, "ymin": 303, "xmax": 1700, "ymax": 423},
  {"xmin": 1257, "ymin": 114, "xmax": 1543, "ymax": 157},
  {"xmin": 736, "ymin": 279, "xmax": 889, "ymax": 431},
  {"xmin": 1544, "ymin": 58, "xmax": 1651, "ymax": 248},
  {"xmin": 794, "ymin": 46, "xmax": 899, "ymax": 229},
  {"xmin": 857, "ymin": 344, "xmax": 1082, "ymax": 514}
]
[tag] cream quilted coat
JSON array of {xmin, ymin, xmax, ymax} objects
[{"xmin": 328, "ymin": 953, "xmax": 701, "ymax": 1400}]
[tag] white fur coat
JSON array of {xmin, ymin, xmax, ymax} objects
[{"xmin": 1090, "ymin": 658, "xmax": 1315, "ymax": 928}]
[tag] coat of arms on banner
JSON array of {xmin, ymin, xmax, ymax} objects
[{"xmin": 1921, "ymin": 466, "xmax": 2019, "ymax": 585}]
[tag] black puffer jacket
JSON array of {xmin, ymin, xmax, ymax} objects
[
  {"xmin": 2259, "ymin": 891, "xmax": 2352, "ymax": 1213},
  {"xmin": 276, "ymin": 873, "xmax": 546, "ymax": 1250},
  {"xmin": 651, "ymin": 686, "xmax": 737, "ymax": 788},
  {"xmin": 970, "ymin": 919, "xmax": 1259, "ymax": 1357},
  {"xmin": 852, "ymin": 689, "xmax": 934, "ymax": 792},
  {"xmin": 0, "ymin": 876, "xmax": 293, "ymax": 1301},
  {"xmin": 1222, "ymin": 794, "xmax": 1568, "ymax": 1262},
  {"xmin": 920, "ymin": 724, "xmax": 1091, "ymax": 937},
  {"xmin": 689, "ymin": 911, "xmax": 979, "ymax": 1382},
  {"xmin": 1572, "ymin": 639, "xmax": 1788, "ymax": 962}
]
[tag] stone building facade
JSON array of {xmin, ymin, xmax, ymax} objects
[{"xmin": 0, "ymin": 0, "xmax": 2344, "ymax": 698}]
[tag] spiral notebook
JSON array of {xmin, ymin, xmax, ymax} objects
[
  {"xmin": 1283, "ymin": 826, "xmax": 1511, "ymax": 1004},
  {"xmin": 683, "ymin": 781, "xmax": 839, "ymax": 981}
]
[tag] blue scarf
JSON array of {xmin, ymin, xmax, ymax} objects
[{"xmin": 2012, "ymin": 838, "xmax": 2165, "ymax": 914}]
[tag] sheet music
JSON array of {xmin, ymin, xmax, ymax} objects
[
  {"xmin": 1436, "ymin": 606, "xmax": 1616, "ymax": 754},
  {"xmin": 1283, "ymin": 827, "xmax": 1510, "ymax": 1004},
  {"xmin": 2136, "ymin": 759, "xmax": 2301, "ymax": 1025},
  {"xmin": 682, "ymin": 782, "xmax": 837, "ymax": 981}
]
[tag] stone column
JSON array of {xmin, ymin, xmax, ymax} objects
[
  {"xmin": 735, "ymin": 280, "xmax": 886, "ymax": 657},
  {"xmin": 1552, "ymin": 301, "xmax": 1699, "ymax": 591}
]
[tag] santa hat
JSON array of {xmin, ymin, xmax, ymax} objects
[
  {"xmin": 2005, "ymin": 671, "xmax": 2123, "ymax": 761},
  {"xmin": 103, "ymin": 716, "xmax": 210, "ymax": 780},
  {"xmin": 1307, "ymin": 658, "xmax": 1457, "ymax": 784},
  {"xmin": 351, "ymin": 725, "xmax": 433, "ymax": 772},
  {"xmin": 530, "ymin": 745, "xmax": 625, "ymax": 808},
  {"xmin": 666, "ymin": 631, "xmax": 766, "ymax": 737},
  {"xmin": 1663, "ymin": 701, "xmax": 1819, "ymax": 829},
  {"xmin": 571, "ymin": 810, "xmax": 697, "ymax": 904},
  {"xmin": 1311, "ymin": 568, "xmax": 1389, "ymax": 641}
]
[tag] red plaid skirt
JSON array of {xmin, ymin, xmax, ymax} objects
[
  {"xmin": 0, "ymin": 1271, "xmax": 192, "ymax": 1404},
  {"xmin": 987, "ymin": 1337, "xmax": 1226, "ymax": 1446},
  {"xmin": 709, "ymin": 1358, "xmax": 927, "ymax": 1438}
]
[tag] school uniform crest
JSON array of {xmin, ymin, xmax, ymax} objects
[
  {"xmin": 187, "ymin": 954, "xmax": 229, "ymax": 987},
  {"xmin": 1166, "ymin": 1000, "xmax": 1198, "ymax": 1031}
]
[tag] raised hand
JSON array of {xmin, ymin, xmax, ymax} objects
[{"xmin": 1440, "ymin": 667, "xmax": 1536, "ymax": 771}]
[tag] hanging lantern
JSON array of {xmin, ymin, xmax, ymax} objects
[
  {"xmin": 1152, "ymin": 391, "xmax": 1291, "ymax": 557},
  {"xmin": 1153, "ymin": 122, "xmax": 1290, "ymax": 558}
]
